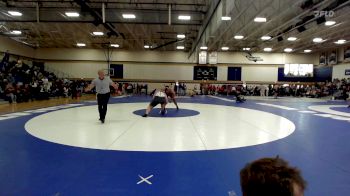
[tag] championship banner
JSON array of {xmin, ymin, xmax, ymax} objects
[
  {"xmin": 344, "ymin": 46, "xmax": 350, "ymax": 62},
  {"xmin": 319, "ymin": 52, "xmax": 327, "ymax": 66},
  {"xmin": 328, "ymin": 50, "xmax": 337, "ymax": 65}
]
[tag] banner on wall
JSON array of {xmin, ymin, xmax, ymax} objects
[
  {"xmin": 198, "ymin": 51, "xmax": 207, "ymax": 64},
  {"xmin": 328, "ymin": 50, "xmax": 337, "ymax": 65},
  {"xmin": 344, "ymin": 46, "xmax": 350, "ymax": 62},
  {"xmin": 208, "ymin": 52, "xmax": 218, "ymax": 64},
  {"xmin": 319, "ymin": 52, "xmax": 327, "ymax": 66}
]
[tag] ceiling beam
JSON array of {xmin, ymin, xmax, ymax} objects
[
  {"xmin": 151, "ymin": 39, "xmax": 184, "ymax": 50},
  {"xmin": 262, "ymin": 1, "xmax": 350, "ymax": 52},
  {"xmin": 222, "ymin": 0, "xmax": 276, "ymax": 44},
  {"xmin": 188, "ymin": 0, "xmax": 221, "ymax": 58},
  {"xmin": 73, "ymin": 0, "xmax": 124, "ymax": 39},
  {"xmin": 204, "ymin": 0, "xmax": 255, "ymax": 50},
  {"xmin": 0, "ymin": 20, "xmax": 202, "ymax": 26},
  {"xmin": 1, "ymin": 6, "xmax": 207, "ymax": 14},
  {"xmin": 253, "ymin": 0, "xmax": 338, "ymax": 42},
  {"xmin": 122, "ymin": 23, "xmax": 144, "ymax": 50},
  {"xmin": 274, "ymin": 20, "xmax": 350, "ymax": 52},
  {"xmin": 4, "ymin": 0, "xmax": 208, "ymax": 7}
]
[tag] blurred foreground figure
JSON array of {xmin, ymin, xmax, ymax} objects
[{"xmin": 240, "ymin": 157, "xmax": 306, "ymax": 196}]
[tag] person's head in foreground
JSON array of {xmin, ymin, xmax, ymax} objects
[
  {"xmin": 98, "ymin": 70, "xmax": 105, "ymax": 79},
  {"xmin": 240, "ymin": 156, "xmax": 306, "ymax": 196}
]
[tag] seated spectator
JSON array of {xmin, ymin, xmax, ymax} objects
[
  {"xmin": 240, "ymin": 157, "xmax": 306, "ymax": 196},
  {"xmin": 22, "ymin": 84, "xmax": 32, "ymax": 102},
  {"xmin": 5, "ymin": 82, "xmax": 16, "ymax": 103}
]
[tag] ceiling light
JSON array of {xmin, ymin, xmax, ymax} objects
[
  {"xmin": 92, "ymin": 31, "xmax": 104, "ymax": 36},
  {"xmin": 313, "ymin": 37, "xmax": 323, "ymax": 43},
  {"xmin": 234, "ymin": 35, "xmax": 244, "ymax": 40},
  {"xmin": 144, "ymin": 45, "xmax": 150, "ymax": 49},
  {"xmin": 221, "ymin": 16, "xmax": 231, "ymax": 21},
  {"xmin": 177, "ymin": 46, "xmax": 185, "ymax": 50},
  {"xmin": 122, "ymin": 14, "xmax": 136, "ymax": 19},
  {"xmin": 221, "ymin": 47, "xmax": 229, "ymax": 51},
  {"xmin": 178, "ymin": 15, "xmax": 191, "ymax": 20},
  {"xmin": 254, "ymin": 17, "xmax": 267, "ymax": 22},
  {"xmin": 65, "ymin": 12, "xmax": 79, "ymax": 17},
  {"xmin": 263, "ymin": 48, "xmax": 272, "ymax": 52},
  {"xmin": 8, "ymin": 11, "xmax": 22, "ymax": 16},
  {"xmin": 261, "ymin": 36, "xmax": 271, "ymax": 40},
  {"xmin": 10, "ymin": 30, "xmax": 22, "ymax": 35},
  {"xmin": 243, "ymin": 48, "xmax": 251, "ymax": 51},
  {"xmin": 334, "ymin": 39, "xmax": 346, "ymax": 44},
  {"xmin": 287, "ymin": 37, "xmax": 297, "ymax": 41},
  {"xmin": 200, "ymin": 46, "xmax": 208, "ymax": 50},
  {"xmin": 177, "ymin": 34, "xmax": 186, "ymax": 39},
  {"xmin": 76, "ymin": 43, "xmax": 86, "ymax": 47},
  {"xmin": 284, "ymin": 48, "xmax": 293, "ymax": 52},
  {"xmin": 110, "ymin": 44, "xmax": 119, "ymax": 48},
  {"xmin": 325, "ymin": 21, "xmax": 336, "ymax": 26},
  {"xmin": 304, "ymin": 49, "xmax": 312, "ymax": 53}
]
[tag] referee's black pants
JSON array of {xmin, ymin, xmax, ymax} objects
[{"xmin": 97, "ymin": 93, "xmax": 110, "ymax": 120}]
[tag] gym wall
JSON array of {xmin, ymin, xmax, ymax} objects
[
  {"xmin": 1, "ymin": 36, "xmax": 322, "ymax": 82},
  {"xmin": 36, "ymin": 48, "xmax": 318, "ymax": 82},
  {"xmin": 332, "ymin": 63, "xmax": 350, "ymax": 79},
  {"xmin": 44, "ymin": 62, "xmax": 284, "ymax": 82},
  {"xmin": 241, "ymin": 66, "xmax": 279, "ymax": 82}
]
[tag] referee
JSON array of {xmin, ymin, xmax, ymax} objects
[{"xmin": 86, "ymin": 70, "xmax": 118, "ymax": 123}]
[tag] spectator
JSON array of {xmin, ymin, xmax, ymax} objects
[
  {"xmin": 5, "ymin": 82, "xmax": 16, "ymax": 103},
  {"xmin": 240, "ymin": 157, "xmax": 306, "ymax": 196},
  {"xmin": 6, "ymin": 73, "xmax": 15, "ymax": 84},
  {"xmin": 70, "ymin": 80, "xmax": 78, "ymax": 99}
]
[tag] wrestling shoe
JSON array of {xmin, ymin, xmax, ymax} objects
[{"xmin": 161, "ymin": 110, "xmax": 167, "ymax": 115}]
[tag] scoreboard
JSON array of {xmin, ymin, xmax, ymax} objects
[{"xmin": 193, "ymin": 66, "xmax": 217, "ymax": 80}]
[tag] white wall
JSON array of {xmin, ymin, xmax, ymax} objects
[
  {"xmin": 218, "ymin": 52, "xmax": 318, "ymax": 65},
  {"xmin": 45, "ymin": 61, "xmax": 105, "ymax": 78},
  {"xmin": 124, "ymin": 63, "xmax": 193, "ymax": 80},
  {"xmin": 39, "ymin": 49, "xmax": 317, "ymax": 81},
  {"xmin": 332, "ymin": 63, "xmax": 350, "ymax": 79},
  {"xmin": 44, "ymin": 60, "xmax": 280, "ymax": 82},
  {"xmin": 45, "ymin": 61, "xmax": 195, "ymax": 80},
  {"xmin": 241, "ymin": 66, "xmax": 279, "ymax": 82},
  {"xmin": 217, "ymin": 66, "xmax": 228, "ymax": 80}
]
